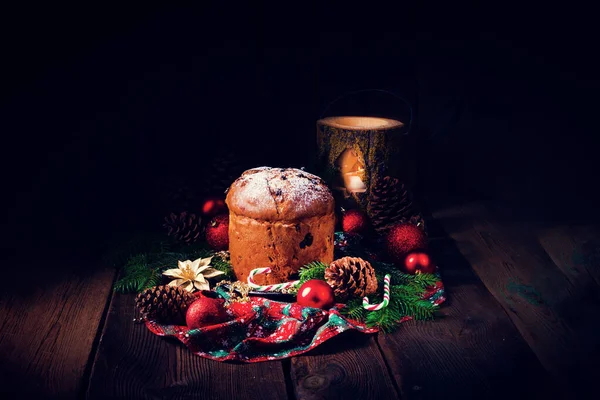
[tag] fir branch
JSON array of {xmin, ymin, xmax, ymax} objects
[
  {"xmin": 298, "ymin": 261, "xmax": 327, "ymax": 284},
  {"xmin": 113, "ymin": 246, "xmax": 234, "ymax": 293},
  {"xmin": 339, "ymin": 297, "xmax": 367, "ymax": 321},
  {"xmin": 210, "ymin": 253, "xmax": 235, "ymax": 281},
  {"xmin": 114, "ymin": 255, "xmax": 163, "ymax": 293},
  {"xmin": 366, "ymin": 305, "xmax": 403, "ymax": 333},
  {"xmin": 286, "ymin": 261, "xmax": 328, "ymax": 295},
  {"xmin": 373, "ymin": 261, "xmax": 438, "ymax": 290},
  {"xmin": 341, "ymin": 279, "xmax": 438, "ymax": 332}
]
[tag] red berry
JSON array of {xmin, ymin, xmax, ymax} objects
[
  {"xmin": 296, "ymin": 279, "xmax": 335, "ymax": 309},
  {"xmin": 205, "ymin": 213, "xmax": 229, "ymax": 250}
]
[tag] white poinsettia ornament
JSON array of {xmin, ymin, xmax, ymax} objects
[{"xmin": 163, "ymin": 257, "xmax": 224, "ymax": 292}]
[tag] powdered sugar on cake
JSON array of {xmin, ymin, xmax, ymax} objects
[{"xmin": 228, "ymin": 167, "xmax": 334, "ymax": 220}]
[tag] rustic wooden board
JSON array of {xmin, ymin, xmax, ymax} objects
[
  {"xmin": 87, "ymin": 291, "xmax": 289, "ymax": 399},
  {"xmin": 432, "ymin": 202, "xmax": 600, "ymax": 397},
  {"xmin": 377, "ymin": 231, "xmax": 560, "ymax": 399},
  {"xmin": 537, "ymin": 225, "xmax": 600, "ymax": 289},
  {"xmin": 0, "ymin": 261, "xmax": 116, "ymax": 398},
  {"xmin": 290, "ymin": 331, "xmax": 399, "ymax": 400}
]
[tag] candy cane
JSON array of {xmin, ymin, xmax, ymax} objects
[
  {"xmin": 363, "ymin": 274, "xmax": 391, "ymax": 311},
  {"xmin": 247, "ymin": 267, "xmax": 300, "ymax": 292}
]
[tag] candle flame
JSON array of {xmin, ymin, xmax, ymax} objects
[
  {"xmin": 336, "ymin": 148, "xmax": 367, "ymax": 193},
  {"xmin": 344, "ymin": 173, "xmax": 367, "ymax": 193}
]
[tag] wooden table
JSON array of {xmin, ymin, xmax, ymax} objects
[{"xmin": 2, "ymin": 201, "xmax": 599, "ymax": 399}]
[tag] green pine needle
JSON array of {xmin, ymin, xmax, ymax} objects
[
  {"xmin": 113, "ymin": 255, "xmax": 163, "ymax": 293},
  {"xmin": 339, "ymin": 265, "xmax": 439, "ymax": 332},
  {"xmin": 113, "ymin": 245, "xmax": 234, "ymax": 294},
  {"xmin": 340, "ymin": 297, "xmax": 367, "ymax": 321},
  {"xmin": 366, "ymin": 305, "xmax": 403, "ymax": 333},
  {"xmin": 298, "ymin": 261, "xmax": 327, "ymax": 284},
  {"xmin": 285, "ymin": 261, "xmax": 328, "ymax": 295}
]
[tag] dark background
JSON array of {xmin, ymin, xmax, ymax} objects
[{"xmin": 1, "ymin": 5, "xmax": 598, "ymax": 263}]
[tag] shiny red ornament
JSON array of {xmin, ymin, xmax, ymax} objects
[
  {"xmin": 386, "ymin": 223, "xmax": 428, "ymax": 264},
  {"xmin": 185, "ymin": 294, "xmax": 229, "ymax": 329},
  {"xmin": 403, "ymin": 251, "xmax": 436, "ymax": 274},
  {"xmin": 205, "ymin": 213, "xmax": 229, "ymax": 250},
  {"xmin": 342, "ymin": 209, "xmax": 369, "ymax": 234},
  {"xmin": 201, "ymin": 197, "xmax": 227, "ymax": 217},
  {"xmin": 296, "ymin": 279, "xmax": 335, "ymax": 309}
]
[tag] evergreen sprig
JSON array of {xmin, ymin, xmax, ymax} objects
[
  {"xmin": 340, "ymin": 268, "xmax": 439, "ymax": 332},
  {"xmin": 340, "ymin": 297, "xmax": 367, "ymax": 321},
  {"xmin": 113, "ymin": 254, "xmax": 163, "ymax": 293},
  {"xmin": 298, "ymin": 261, "xmax": 327, "ymax": 284},
  {"xmin": 113, "ymin": 246, "xmax": 234, "ymax": 293},
  {"xmin": 372, "ymin": 260, "xmax": 438, "ymax": 287},
  {"xmin": 286, "ymin": 261, "xmax": 328, "ymax": 295}
]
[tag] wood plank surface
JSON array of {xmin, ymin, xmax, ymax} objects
[
  {"xmin": 432, "ymin": 202, "xmax": 600, "ymax": 398},
  {"xmin": 290, "ymin": 331, "xmax": 399, "ymax": 400},
  {"xmin": 376, "ymin": 228, "xmax": 560, "ymax": 400},
  {"xmin": 0, "ymin": 260, "xmax": 116, "ymax": 398},
  {"xmin": 537, "ymin": 225, "xmax": 600, "ymax": 289},
  {"xmin": 87, "ymin": 291, "xmax": 289, "ymax": 399}
]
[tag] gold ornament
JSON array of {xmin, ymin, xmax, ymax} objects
[
  {"xmin": 163, "ymin": 257, "xmax": 224, "ymax": 292},
  {"xmin": 215, "ymin": 280, "xmax": 251, "ymax": 304}
]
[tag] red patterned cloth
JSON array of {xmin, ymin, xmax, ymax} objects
[{"xmin": 145, "ymin": 277, "xmax": 446, "ymax": 363}]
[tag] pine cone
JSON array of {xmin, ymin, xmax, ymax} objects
[
  {"xmin": 163, "ymin": 212, "xmax": 201, "ymax": 244},
  {"xmin": 367, "ymin": 176, "xmax": 414, "ymax": 235},
  {"xmin": 325, "ymin": 257, "xmax": 378, "ymax": 302},
  {"xmin": 135, "ymin": 285, "xmax": 195, "ymax": 324}
]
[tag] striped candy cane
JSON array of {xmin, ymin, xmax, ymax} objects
[
  {"xmin": 247, "ymin": 267, "xmax": 300, "ymax": 292},
  {"xmin": 363, "ymin": 274, "xmax": 391, "ymax": 311}
]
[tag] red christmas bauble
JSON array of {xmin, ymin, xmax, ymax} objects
[
  {"xmin": 296, "ymin": 279, "xmax": 335, "ymax": 309},
  {"xmin": 205, "ymin": 213, "xmax": 229, "ymax": 250},
  {"xmin": 386, "ymin": 223, "xmax": 428, "ymax": 263},
  {"xmin": 201, "ymin": 197, "xmax": 227, "ymax": 217},
  {"xmin": 403, "ymin": 251, "xmax": 436, "ymax": 274},
  {"xmin": 342, "ymin": 209, "xmax": 369, "ymax": 234},
  {"xmin": 186, "ymin": 294, "xmax": 229, "ymax": 329}
]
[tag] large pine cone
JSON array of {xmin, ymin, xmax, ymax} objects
[
  {"xmin": 325, "ymin": 257, "xmax": 378, "ymax": 302},
  {"xmin": 163, "ymin": 212, "xmax": 201, "ymax": 244},
  {"xmin": 367, "ymin": 176, "xmax": 414, "ymax": 235},
  {"xmin": 135, "ymin": 285, "xmax": 195, "ymax": 324}
]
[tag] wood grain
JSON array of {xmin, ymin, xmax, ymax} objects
[
  {"xmin": 376, "ymin": 232, "xmax": 560, "ymax": 400},
  {"xmin": 432, "ymin": 202, "xmax": 600, "ymax": 397},
  {"xmin": 0, "ymin": 261, "xmax": 116, "ymax": 398},
  {"xmin": 537, "ymin": 225, "xmax": 600, "ymax": 289},
  {"xmin": 290, "ymin": 331, "xmax": 398, "ymax": 400},
  {"xmin": 87, "ymin": 291, "xmax": 289, "ymax": 399}
]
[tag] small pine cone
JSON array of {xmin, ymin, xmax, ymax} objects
[
  {"xmin": 163, "ymin": 212, "xmax": 201, "ymax": 244},
  {"xmin": 367, "ymin": 176, "xmax": 414, "ymax": 235},
  {"xmin": 325, "ymin": 257, "xmax": 378, "ymax": 302},
  {"xmin": 135, "ymin": 285, "xmax": 195, "ymax": 324}
]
